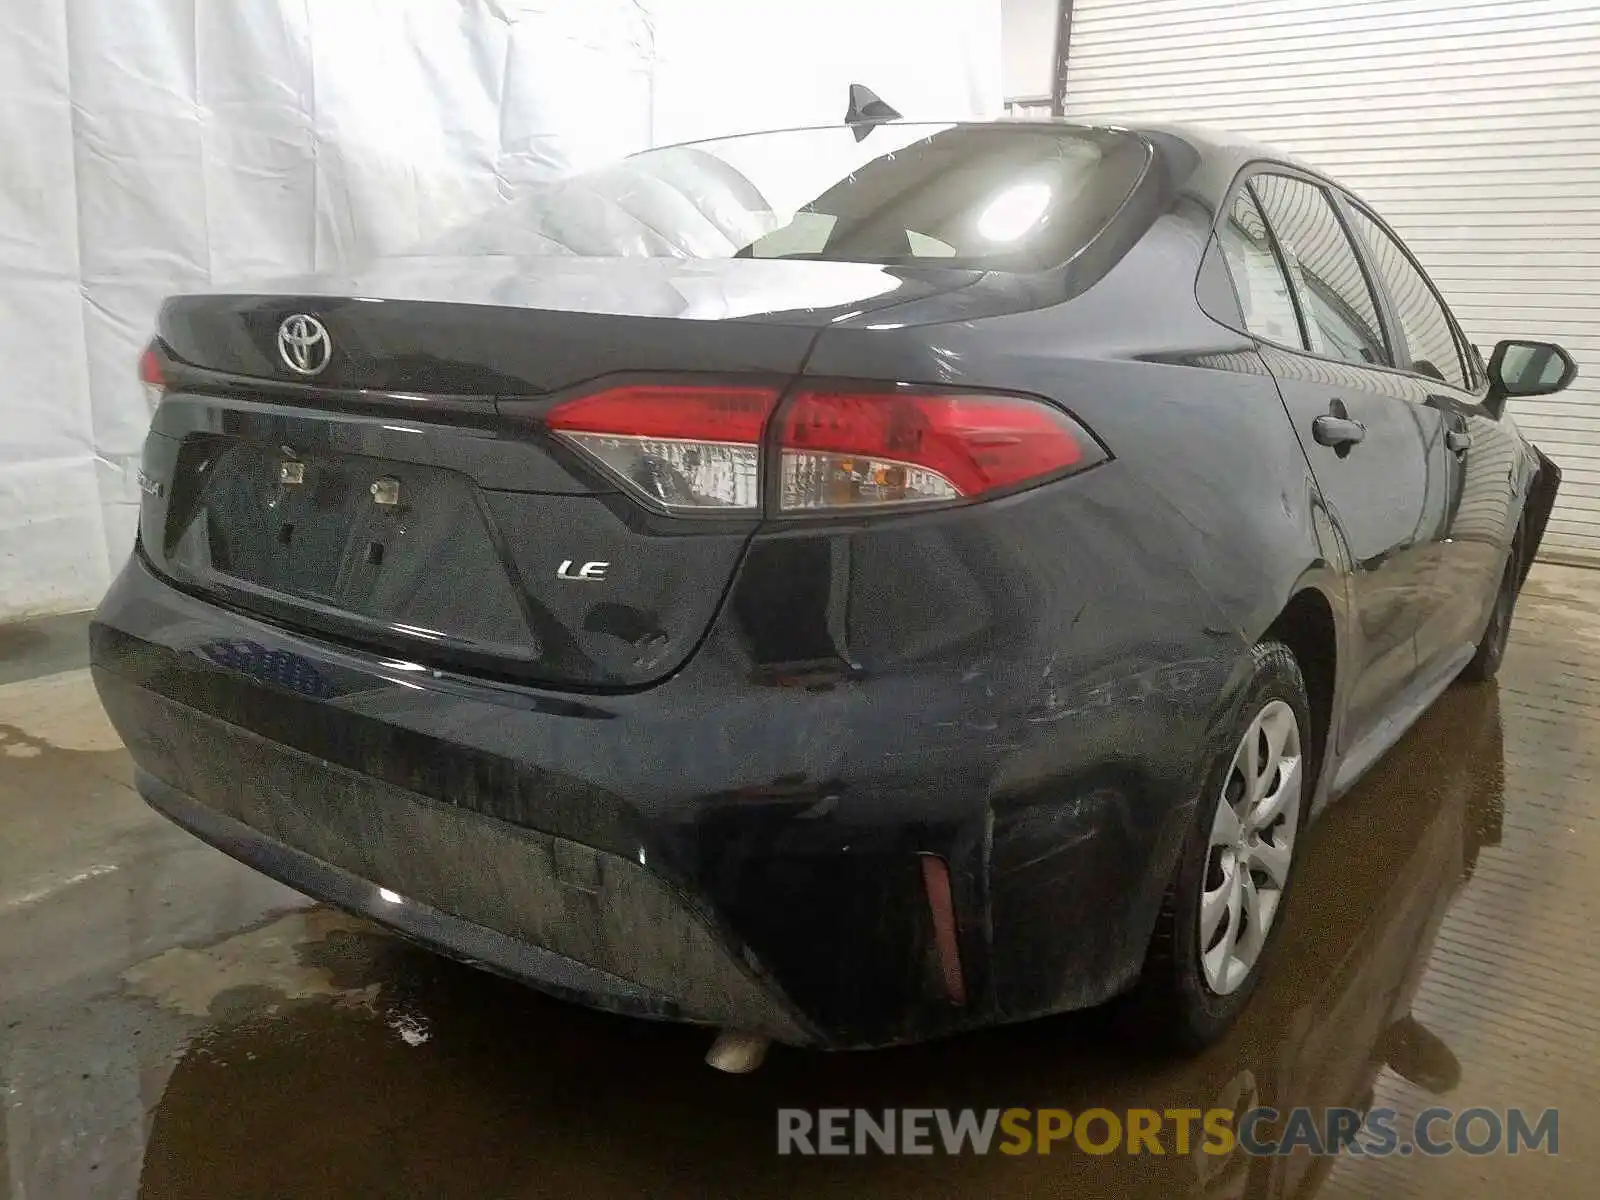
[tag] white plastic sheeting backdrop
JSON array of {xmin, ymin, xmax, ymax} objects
[{"xmin": 1, "ymin": 0, "xmax": 1000, "ymax": 621}]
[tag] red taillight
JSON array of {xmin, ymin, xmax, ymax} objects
[
  {"xmin": 138, "ymin": 341, "xmax": 166, "ymax": 414},
  {"xmin": 138, "ymin": 344, "xmax": 165, "ymax": 387},
  {"xmin": 546, "ymin": 384, "xmax": 778, "ymax": 443},
  {"xmin": 777, "ymin": 389, "xmax": 1102, "ymax": 512},
  {"xmin": 546, "ymin": 384, "xmax": 780, "ymax": 513},
  {"xmin": 543, "ymin": 381, "xmax": 1102, "ymax": 515}
]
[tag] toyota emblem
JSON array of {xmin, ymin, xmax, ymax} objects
[{"xmin": 277, "ymin": 313, "xmax": 331, "ymax": 376}]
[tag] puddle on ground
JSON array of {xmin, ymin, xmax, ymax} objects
[{"xmin": 122, "ymin": 910, "xmax": 385, "ymax": 1021}]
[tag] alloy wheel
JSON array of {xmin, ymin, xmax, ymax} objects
[{"xmin": 1200, "ymin": 698, "xmax": 1304, "ymax": 995}]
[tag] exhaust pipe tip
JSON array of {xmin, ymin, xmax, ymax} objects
[{"xmin": 705, "ymin": 1031, "xmax": 770, "ymax": 1074}]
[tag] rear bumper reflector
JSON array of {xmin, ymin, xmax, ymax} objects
[{"xmin": 919, "ymin": 852, "xmax": 967, "ymax": 1006}]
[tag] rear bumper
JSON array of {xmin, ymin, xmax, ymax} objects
[
  {"xmin": 92, "ymin": 543, "xmax": 1229, "ymax": 1048},
  {"xmin": 133, "ymin": 767, "xmax": 709, "ymax": 1026}
]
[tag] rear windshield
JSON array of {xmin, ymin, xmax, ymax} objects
[{"xmin": 422, "ymin": 123, "xmax": 1150, "ymax": 272}]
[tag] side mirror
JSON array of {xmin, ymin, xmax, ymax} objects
[{"xmin": 1485, "ymin": 339, "xmax": 1578, "ymax": 418}]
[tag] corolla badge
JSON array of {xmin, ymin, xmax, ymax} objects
[{"xmin": 277, "ymin": 313, "xmax": 331, "ymax": 375}]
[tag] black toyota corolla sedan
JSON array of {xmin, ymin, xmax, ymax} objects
[{"xmin": 92, "ymin": 113, "xmax": 1572, "ymax": 1065}]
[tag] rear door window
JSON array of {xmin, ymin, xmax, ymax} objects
[
  {"xmin": 1342, "ymin": 203, "xmax": 1471, "ymax": 390},
  {"xmin": 1249, "ymin": 173, "xmax": 1390, "ymax": 367}
]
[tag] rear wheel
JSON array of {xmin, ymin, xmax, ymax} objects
[
  {"xmin": 1127, "ymin": 641, "xmax": 1311, "ymax": 1050},
  {"xmin": 1459, "ymin": 532, "xmax": 1524, "ymax": 683}
]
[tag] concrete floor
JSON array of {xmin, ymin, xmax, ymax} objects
[{"xmin": 3, "ymin": 567, "xmax": 1598, "ymax": 1198}]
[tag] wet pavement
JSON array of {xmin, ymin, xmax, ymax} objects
[{"xmin": 3, "ymin": 566, "xmax": 1598, "ymax": 1198}]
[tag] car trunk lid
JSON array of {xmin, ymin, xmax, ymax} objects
[
  {"xmin": 156, "ymin": 255, "xmax": 973, "ymax": 393},
  {"xmin": 140, "ymin": 258, "xmax": 977, "ymax": 689}
]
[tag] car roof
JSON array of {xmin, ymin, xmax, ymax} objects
[
  {"xmin": 1130, "ymin": 120, "xmax": 1323, "ymax": 175},
  {"xmin": 998, "ymin": 116, "xmax": 1320, "ymax": 176},
  {"xmin": 984, "ymin": 116, "xmax": 1344, "ymax": 215}
]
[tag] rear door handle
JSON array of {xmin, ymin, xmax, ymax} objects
[
  {"xmin": 1312, "ymin": 414, "xmax": 1366, "ymax": 451},
  {"xmin": 1446, "ymin": 428, "xmax": 1472, "ymax": 453}
]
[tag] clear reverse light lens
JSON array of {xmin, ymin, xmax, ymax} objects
[
  {"xmin": 545, "ymin": 383, "xmax": 780, "ymax": 513},
  {"xmin": 555, "ymin": 433, "xmax": 761, "ymax": 511}
]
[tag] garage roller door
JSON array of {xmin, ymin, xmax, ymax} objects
[{"xmin": 1064, "ymin": 0, "xmax": 1600, "ymax": 563}]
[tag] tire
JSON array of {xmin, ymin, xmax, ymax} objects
[
  {"xmin": 1125, "ymin": 640, "xmax": 1313, "ymax": 1051},
  {"xmin": 1459, "ymin": 532, "xmax": 1524, "ymax": 684}
]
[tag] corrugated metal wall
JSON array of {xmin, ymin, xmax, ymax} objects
[{"xmin": 1064, "ymin": 0, "xmax": 1600, "ymax": 563}]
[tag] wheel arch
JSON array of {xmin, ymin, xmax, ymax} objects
[{"xmin": 1261, "ymin": 585, "xmax": 1339, "ymax": 810}]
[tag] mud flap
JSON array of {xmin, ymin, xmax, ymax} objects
[{"xmin": 1520, "ymin": 448, "xmax": 1562, "ymax": 586}]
